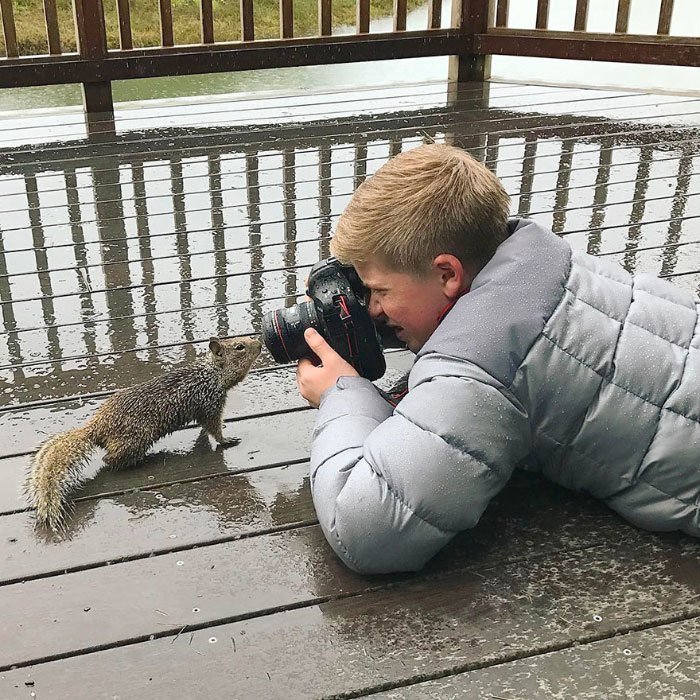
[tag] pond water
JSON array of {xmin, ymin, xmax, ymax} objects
[{"xmin": 0, "ymin": 0, "xmax": 697, "ymax": 115}]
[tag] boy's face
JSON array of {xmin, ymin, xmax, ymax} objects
[{"xmin": 355, "ymin": 259, "xmax": 459, "ymax": 353}]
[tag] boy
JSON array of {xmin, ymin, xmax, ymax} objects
[{"xmin": 296, "ymin": 144, "xmax": 700, "ymax": 574}]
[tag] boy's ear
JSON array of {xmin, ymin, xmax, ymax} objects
[{"xmin": 432, "ymin": 254, "xmax": 468, "ymax": 298}]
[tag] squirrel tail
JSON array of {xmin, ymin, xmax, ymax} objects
[{"xmin": 26, "ymin": 424, "xmax": 97, "ymax": 532}]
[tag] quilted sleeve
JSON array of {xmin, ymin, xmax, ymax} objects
[{"xmin": 310, "ymin": 356, "xmax": 532, "ymax": 574}]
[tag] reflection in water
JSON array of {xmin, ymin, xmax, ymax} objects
[
  {"xmin": 587, "ymin": 137, "xmax": 614, "ymax": 256},
  {"xmin": 0, "ymin": 83, "xmax": 699, "ymax": 412},
  {"xmin": 50, "ymin": 437, "xmax": 313, "ymax": 545}
]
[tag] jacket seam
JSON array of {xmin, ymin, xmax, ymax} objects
[
  {"xmin": 565, "ymin": 282, "xmax": 695, "ymax": 351},
  {"xmin": 539, "ymin": 331, "xmax": 700, "ymax": 427},
  {"xmin": 571, "ymin": 252, "xmax": 632, "ymax": 288},
  {"xmin": 539, "ymin": 425, "xmax": 699, "ymax": 509},
  {"xmin": 563, "ymin": 285, "xmax": 626, "ymax": 323},
  {"xmin": 625, "ymin": 318, "xmax": 694, "ymax": 351},
  {"xmin": 634, "ymin": 305, "xmax": 699, "ymax": 479},
  {"xmin": 324, "ymin": 442, "xmax": 459, "ymax": 536},
  {"xmin": 373, "ymin": 460, "xmax": 458, "ymax": 535},
  {"xmin": 507, "ymin": 252, "xmax": 573, "ymax": 392},
  {"xmin": 402, "ymin": 371, "xmax": 527, "ymax": 475}
]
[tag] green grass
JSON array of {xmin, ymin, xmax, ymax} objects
[{"xmin": 5, "ymin": 0, "xmax": 426, "ymax": 56}]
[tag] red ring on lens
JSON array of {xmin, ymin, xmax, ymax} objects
[{"xmin": 272, "ymin": 309, "xmax": 292, "ymax": 362}]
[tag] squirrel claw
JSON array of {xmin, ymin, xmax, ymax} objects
[{"xmin": 218, "ymin": 437, "xmax": 241, "ymax": 448}]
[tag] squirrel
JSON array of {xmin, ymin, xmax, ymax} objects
[{"xmin": 26, "ymin": 336, "xmax": 262, "ymax": 533}]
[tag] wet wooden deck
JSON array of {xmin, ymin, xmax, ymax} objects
[{"xmin": 1, "ymin": 80, "xmax": 699, "ymax": 698}]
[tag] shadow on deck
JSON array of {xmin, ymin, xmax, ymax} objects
[{"xmin": 0, "ymin": 80, "xmax": 699, "ymax": 698}]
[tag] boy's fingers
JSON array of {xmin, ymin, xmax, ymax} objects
[
  {"xmin": 297, "ymin": 357, "xmax": 313, "ymax": 371},
  {"xmin": 303, "ymin": 328, "xmax": 333, "ymax": 360}
]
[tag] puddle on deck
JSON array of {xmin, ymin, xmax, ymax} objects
[{"xmin": 1, "ymin": 81, "xmax": 699, "ymax": 411}]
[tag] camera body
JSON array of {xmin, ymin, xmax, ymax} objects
[{"xmin": 262, "ymin": 257, "xmax": 387, "ymax": 381}]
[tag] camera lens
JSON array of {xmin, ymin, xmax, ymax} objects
[{"xmin": 261, "ymin": 301, "xmax": 320, "ymax": 363}]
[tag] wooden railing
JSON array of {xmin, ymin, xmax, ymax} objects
[
  {"xmin": 0, "ymin": 0, "xmax": 698, "ymax": 135},
  {"xmin": 486, "ymin": 0, "xmax": 699, "ymax": 66}
]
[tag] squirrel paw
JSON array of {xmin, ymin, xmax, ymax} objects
[{"xmin": 217, "ymin": 436, "xmax": 241, "ymax": 448}]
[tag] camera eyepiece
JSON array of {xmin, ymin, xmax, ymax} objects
[{"xmin": 261, "ymin": 257, "xmax": 386, "ymax": 381}]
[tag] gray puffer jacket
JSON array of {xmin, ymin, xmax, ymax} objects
[{"xmin": 310, "ymin": 219, "xmax": 700, "ymax": 574}]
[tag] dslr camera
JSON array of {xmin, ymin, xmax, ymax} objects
[{"xmin": 262, "ymin": 257, "xmax": 389, "ymax": 381}]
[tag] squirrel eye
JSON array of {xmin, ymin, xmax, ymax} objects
[{"xmin": 235, "ymin": 343, "xmax": 245, "ymax": 351}]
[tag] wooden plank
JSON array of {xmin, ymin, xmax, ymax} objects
[
  {"xmin": 240, "ymin": 0, "xmax": 254, "ymax": 40},
  {"xmin": 43, "ymin": 0, "xmax": 62, "ymax": 55},
  {"xmin": 574, "ymin": 0, "xmax": 588, "ymax": 31},
  {"xmin": 356, "ymin": 0, "xmax": 369, "ymax": 34},
  {"xmin": 115, "ymin": 0, "xmax": 132, "ymax": 49},
  {"xmin": 615, "ymin": 0, "xmax": 631, "ymax": 33},
  {"xmin": 1, "ymin": 531, "xmax": 697, "ymax": 690},
  {"xmin": 0, "ymin": 0, "xmax": 18, "ymax": 58},
  {"xmin": 0, "ymin": 462, "xmax": 616, "ymax": 585},
  {"xmin": 393, "ymin": 0, "xmax": 407, "ymax": 32},
  {"xmin": 0, "ymin": 461, "xmax": 316, "ymax": 583},
  {"xmin": 364, "ymin": 618, "xmax": 700, "ymax": 698},
  {"xmin": 474, "ymin": 30, "xmax": 700, "ymax": 67},
  {"xmin": 200, "ymin": 0, "xmax": 214, "ymax": 44},
  {"xmin": 0, "ymin": 462, "xmax": 618, "ymax": 585},
  {"xmin": 280, "ymin": 0, "xmax": 293, "ymax": 38},
  {"xmin": 427, "ymin": 0, "xmax": 441, "ymax": 30},
  {"xmin": 535, "ymin": 0, "xmax": 549, "ymax": 30},
  {"xmin": 159, "ymin": 0, "xmax": 174, "ymax": 47},
  {"xmin": 0, "ymin": 472, "xmax": 648, "ymax": 668},
  {"xmin": 658, "ymin": 0, "xmax": 674, "ymax": 35},
  {"xmin": 317, "ymin": 0, "xmax": 331, "ymax": 36},
  {"xmin": 495, "ymin": 0, "xmax": 509, "ymax": 28}
]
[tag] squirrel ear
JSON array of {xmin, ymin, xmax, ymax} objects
[{"xmin": 209, "ymin": 338, "xmax": 223, "ymax": 356}]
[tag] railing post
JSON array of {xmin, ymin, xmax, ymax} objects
[
  {"xmin": 449, "ymin": 0, "xmax": 493, "ymax": 83},
  {"xmin": 72, "ymin": 0, "xmax": 115, "ymax": 138}
]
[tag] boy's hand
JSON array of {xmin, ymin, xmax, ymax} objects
[{"xmin": 296, "ymin": 328, "xmax": 359, "ymax": 407}]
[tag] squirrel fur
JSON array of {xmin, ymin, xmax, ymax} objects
[{"xmin": 26, "ymin": 336, "xmax": 262, "ymax": 532}]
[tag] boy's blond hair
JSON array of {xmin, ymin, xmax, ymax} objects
[{"xmin": 331, "ymin": 144, "xmax": 511, "ymax": 275}]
